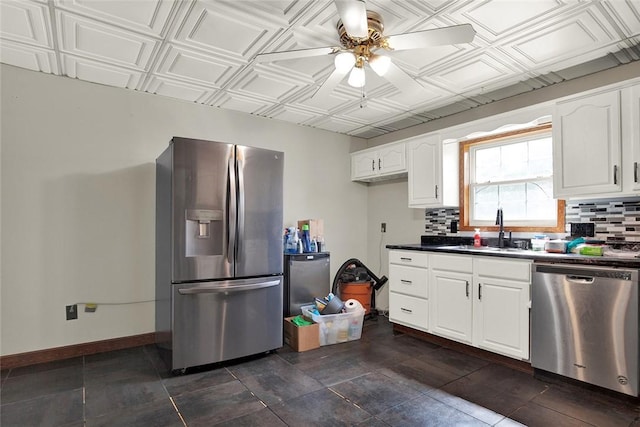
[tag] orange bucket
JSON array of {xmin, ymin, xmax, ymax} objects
[{"xmin": 339, "ymin": 282, "xmax": 372, "ymax": 314}]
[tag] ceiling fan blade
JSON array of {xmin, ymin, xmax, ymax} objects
[
  {"xmin": 254, "ymin": 47, "xmax": 336, "ymax": 63},
  {"xmin": 383, "ymin": 61, "xmax": 429, "ymax": 95},
  {"xmin": 386, "ymin": 24, "xmax": 476, "ymax": 51},
  {"xmin": 309, "ymin": 68, "xmax": 349, "ymax": 103},
  {"xmin": 334, "ymin": 0, "xmax": 368, "ymax": 39}
]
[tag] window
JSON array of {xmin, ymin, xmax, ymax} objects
[{"xmin": 460, "ymin": 123, "xmax": 565, "ymax": 232}]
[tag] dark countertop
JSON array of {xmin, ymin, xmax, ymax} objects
[{"xmin": 386, "ymin": 236, "xmax": 640, "ymax": 269}]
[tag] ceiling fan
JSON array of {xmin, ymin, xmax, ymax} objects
[{"xmin": 255, "ymin": 0, "xmax": 476, "ymax": 102}]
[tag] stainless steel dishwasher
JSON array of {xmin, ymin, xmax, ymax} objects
[{"xmin": 531, "ymin": 263, "xmax": 638, "ymax": 396}]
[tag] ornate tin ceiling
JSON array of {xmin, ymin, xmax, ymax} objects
[{"xmin": 1, "ymin": 0, "xmax": 639, "ymax": 138}]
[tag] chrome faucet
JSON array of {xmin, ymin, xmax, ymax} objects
[{"xmin": 495, "ymin": 208, "xmax": 505, "ymax": 248}]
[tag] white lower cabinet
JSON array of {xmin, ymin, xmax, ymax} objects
[
  {"xmin": 473, "ymin": 257, "xmax": 531, "ymax": 360},
  {"xmin": 389, "ymin": 292, "xmax": 429, "ymax": 331},
  {"xmin": 429, "ymin": 254, "xmax": 473, "ymax": 344},
  {"xmin": 388, "ymin": 250, "xmax": 429, "ymax": 332},
  {"xmin": 388, "ymin": 250, "xmax": 531, "ymax": 360}
]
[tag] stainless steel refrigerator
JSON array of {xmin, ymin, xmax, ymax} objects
[{"xmin": 156, "ymin": 137, "xmax": 284, "ymax": 372}]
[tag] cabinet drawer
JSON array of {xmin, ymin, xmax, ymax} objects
[
  {"xmin": 431, "ymin": 254, "xmax": 473, "ymax": 273},
  {"xmin": 389, "ymin": 292, "xmax": 428, "ymax": 331},
  {"xmin": 389, "ymin": 264, "xmax": 428, "ymax": 298},
  {"xmin": 389, "ymin": 250, "xmax": 428, "ymax": 268},
  {"xmin": 474, "ymin": 257, "xmax": 531, "ymax": 282}
]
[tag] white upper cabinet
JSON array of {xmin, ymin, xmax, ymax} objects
[
  {"xmin": 628, "ymin": 84, "xmax": 640, "ymax": 191},
  {"xmin": 407, "ymin": 134, "xmax": 458, "ymax": 208},
  {"xmin": 553, "ymin": 89, "xmax": 622, "ymax": 198},
  {"xmin": 351, "ymin": 142, "xmax": 406, "ymax": 182}
]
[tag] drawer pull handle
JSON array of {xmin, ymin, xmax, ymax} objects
[
  {"xmin": 400, "ymin": 279, "xmax": 413, "ymax": 284},
  {"xmin": 400, "ymin": 307, "xmax": 413, "ymax": 314},
  {"xmin": 400, "ymin": 257, "xmax": 412, "ymax": 262}
]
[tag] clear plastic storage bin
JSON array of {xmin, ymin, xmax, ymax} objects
[{"xmin": 301, "ymin": 305, "xmax": 365, "ymax": 346}]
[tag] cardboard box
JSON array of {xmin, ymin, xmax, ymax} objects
[
  {"xmin": 297, "ymin": 219, "xmax": 324, "ymax": 240},
  {"xmin": 283, "ymin": 317, "xmax": 320, "ymax": 352}
]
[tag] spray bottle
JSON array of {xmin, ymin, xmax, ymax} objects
[{"xmin": 473, "ymin": 228, "xmax": 481, "ymax": 248}]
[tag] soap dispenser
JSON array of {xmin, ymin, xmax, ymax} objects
[{"xmin": 473, "ymin": 228, "xmax": 481, "ymax": 247}]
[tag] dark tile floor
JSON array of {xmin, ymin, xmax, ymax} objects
[{"xmin": 2, "ymin": 316, "xmax": 639, "ymax": 426}]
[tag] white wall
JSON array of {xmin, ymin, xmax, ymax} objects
[
  {"xmin": 366, "ymin": 178, "xmax": 425, "ymax": 311},
  {"xmin": 0, "ymin": 64, "xmax": 368, "ymax": 356}
]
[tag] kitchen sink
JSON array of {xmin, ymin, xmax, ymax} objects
[{"xmin": 436, "ymin": 245, "xmax": 527, "ymax": 253}]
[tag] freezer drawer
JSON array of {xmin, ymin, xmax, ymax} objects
[{"xmin": 168, "ymin": 276, "xmax": 283, "ymax": 371}]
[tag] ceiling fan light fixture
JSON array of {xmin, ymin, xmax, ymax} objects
[
  {"xmin": 334, "ymin": 52, "xmax": 356, "ymax": 73},
  {"xmin": 348, "ymin": 65, "xmax": 366, "ymax": 88},
  {"xmin": 368, "ymin": 54, "xmax": 391, "ymax": 76}
]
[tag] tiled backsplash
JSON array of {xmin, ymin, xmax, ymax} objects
[
  {"xmin": 425, "ymin": 198, "xmax": 640, "ymax": 244},
  {"xmin": 425, "ymin": 208, "xmax": 460, "ymax": 236},
  {"xmin": 565, "ymin": 199, "xmax": 640, "ymax": 242}
]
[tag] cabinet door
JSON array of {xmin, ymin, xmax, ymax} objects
[
  {"xmin": 378, "ymin": 143, "xmax": 406, "ymax": 175},
  {"xmin": 553, "ymin": 90, "xmax": 621, "ymax": 197},
  {"xmin": 429, "ymin": 270, "xmax": 473, "ymax": 344},
  {"xmin": 473, "ymin": 277, "xmax": 530, "ymax": 360},
  {"xmin": 351, "ymin": 150, "xmax": 378, "ymax": 180},
  {"xmin": 408, "ymin": 135, "xmax": 441, "ymax": 207},
  {"xmin": 631, "ymin": 85, "xmax": 640, "ymax": 191}
]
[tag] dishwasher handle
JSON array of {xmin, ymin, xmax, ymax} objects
[
  {"xmin": 534, "ymin": 263, "xmax": 637, "ymax": 281},
  {"xmin": 566, "ymin": 275, "xmax": 595, "ymax": 284}
]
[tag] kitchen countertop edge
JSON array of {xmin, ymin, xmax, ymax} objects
[{"xmin": 386, "ymin": 244, "xmax": 640, "ymax": 269}]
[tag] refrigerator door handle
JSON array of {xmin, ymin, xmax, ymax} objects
[
  {"xmin": 178, "ymin": 279, "xmax": 280, "ymax": 294},
  {"xmin": 227, "ymin": 154, "xmax": 237, "ymax": 264},
  {"xmin": 237, "ymin": 151, "xmax": 245, "ymax": 260}
]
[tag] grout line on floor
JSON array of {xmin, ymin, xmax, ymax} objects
[{"xmin": 169, "ymin": 396, "xmax": 188, "ymax": 427}]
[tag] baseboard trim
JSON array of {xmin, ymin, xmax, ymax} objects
[
  {"xmin": 393, "ymin": 323, "xmax": 533, "ymax": 374},
  {"xmin": 0, "ymin": 333, "xmax": 156, "ymax": 369}
]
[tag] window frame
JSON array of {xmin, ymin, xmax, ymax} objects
[{"xmin": 459, "ymin": 123, "xmax": 565, "ymax": 233}]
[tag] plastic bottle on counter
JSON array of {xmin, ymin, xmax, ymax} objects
[
  {"xmin": 285, "ymin": 227, "xmax": 299, "ymax": 254},
  {"xmin": 318, "ymin": 236, "xmax": 327, "ymax": 252},
  {"xmin": 310, "ymin": 236, "xmax": 318, "ymax": 252},
  {"xmin": 474, "ymin": 228, "xmax": 481, "ymax": 247},
  {"xmin": 301, "ymin": 224, "xmax": 312, "ymax": 252},
  {"xmin": 283, "ymin": 228, "xmax": 288, "ymax": 253}
]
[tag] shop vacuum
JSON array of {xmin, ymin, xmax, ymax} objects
[{"xmin": 331, "ymin": 259, "xmax": 388, "ymax": 319}]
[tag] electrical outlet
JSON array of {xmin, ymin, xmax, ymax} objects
[
  {"xmin": 381, "ymin": 222, "xmax": 386, "ymax": 233},
  {"xmin": 66, "ymin": 304, "xmax": 78, "ymax": 320}
]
